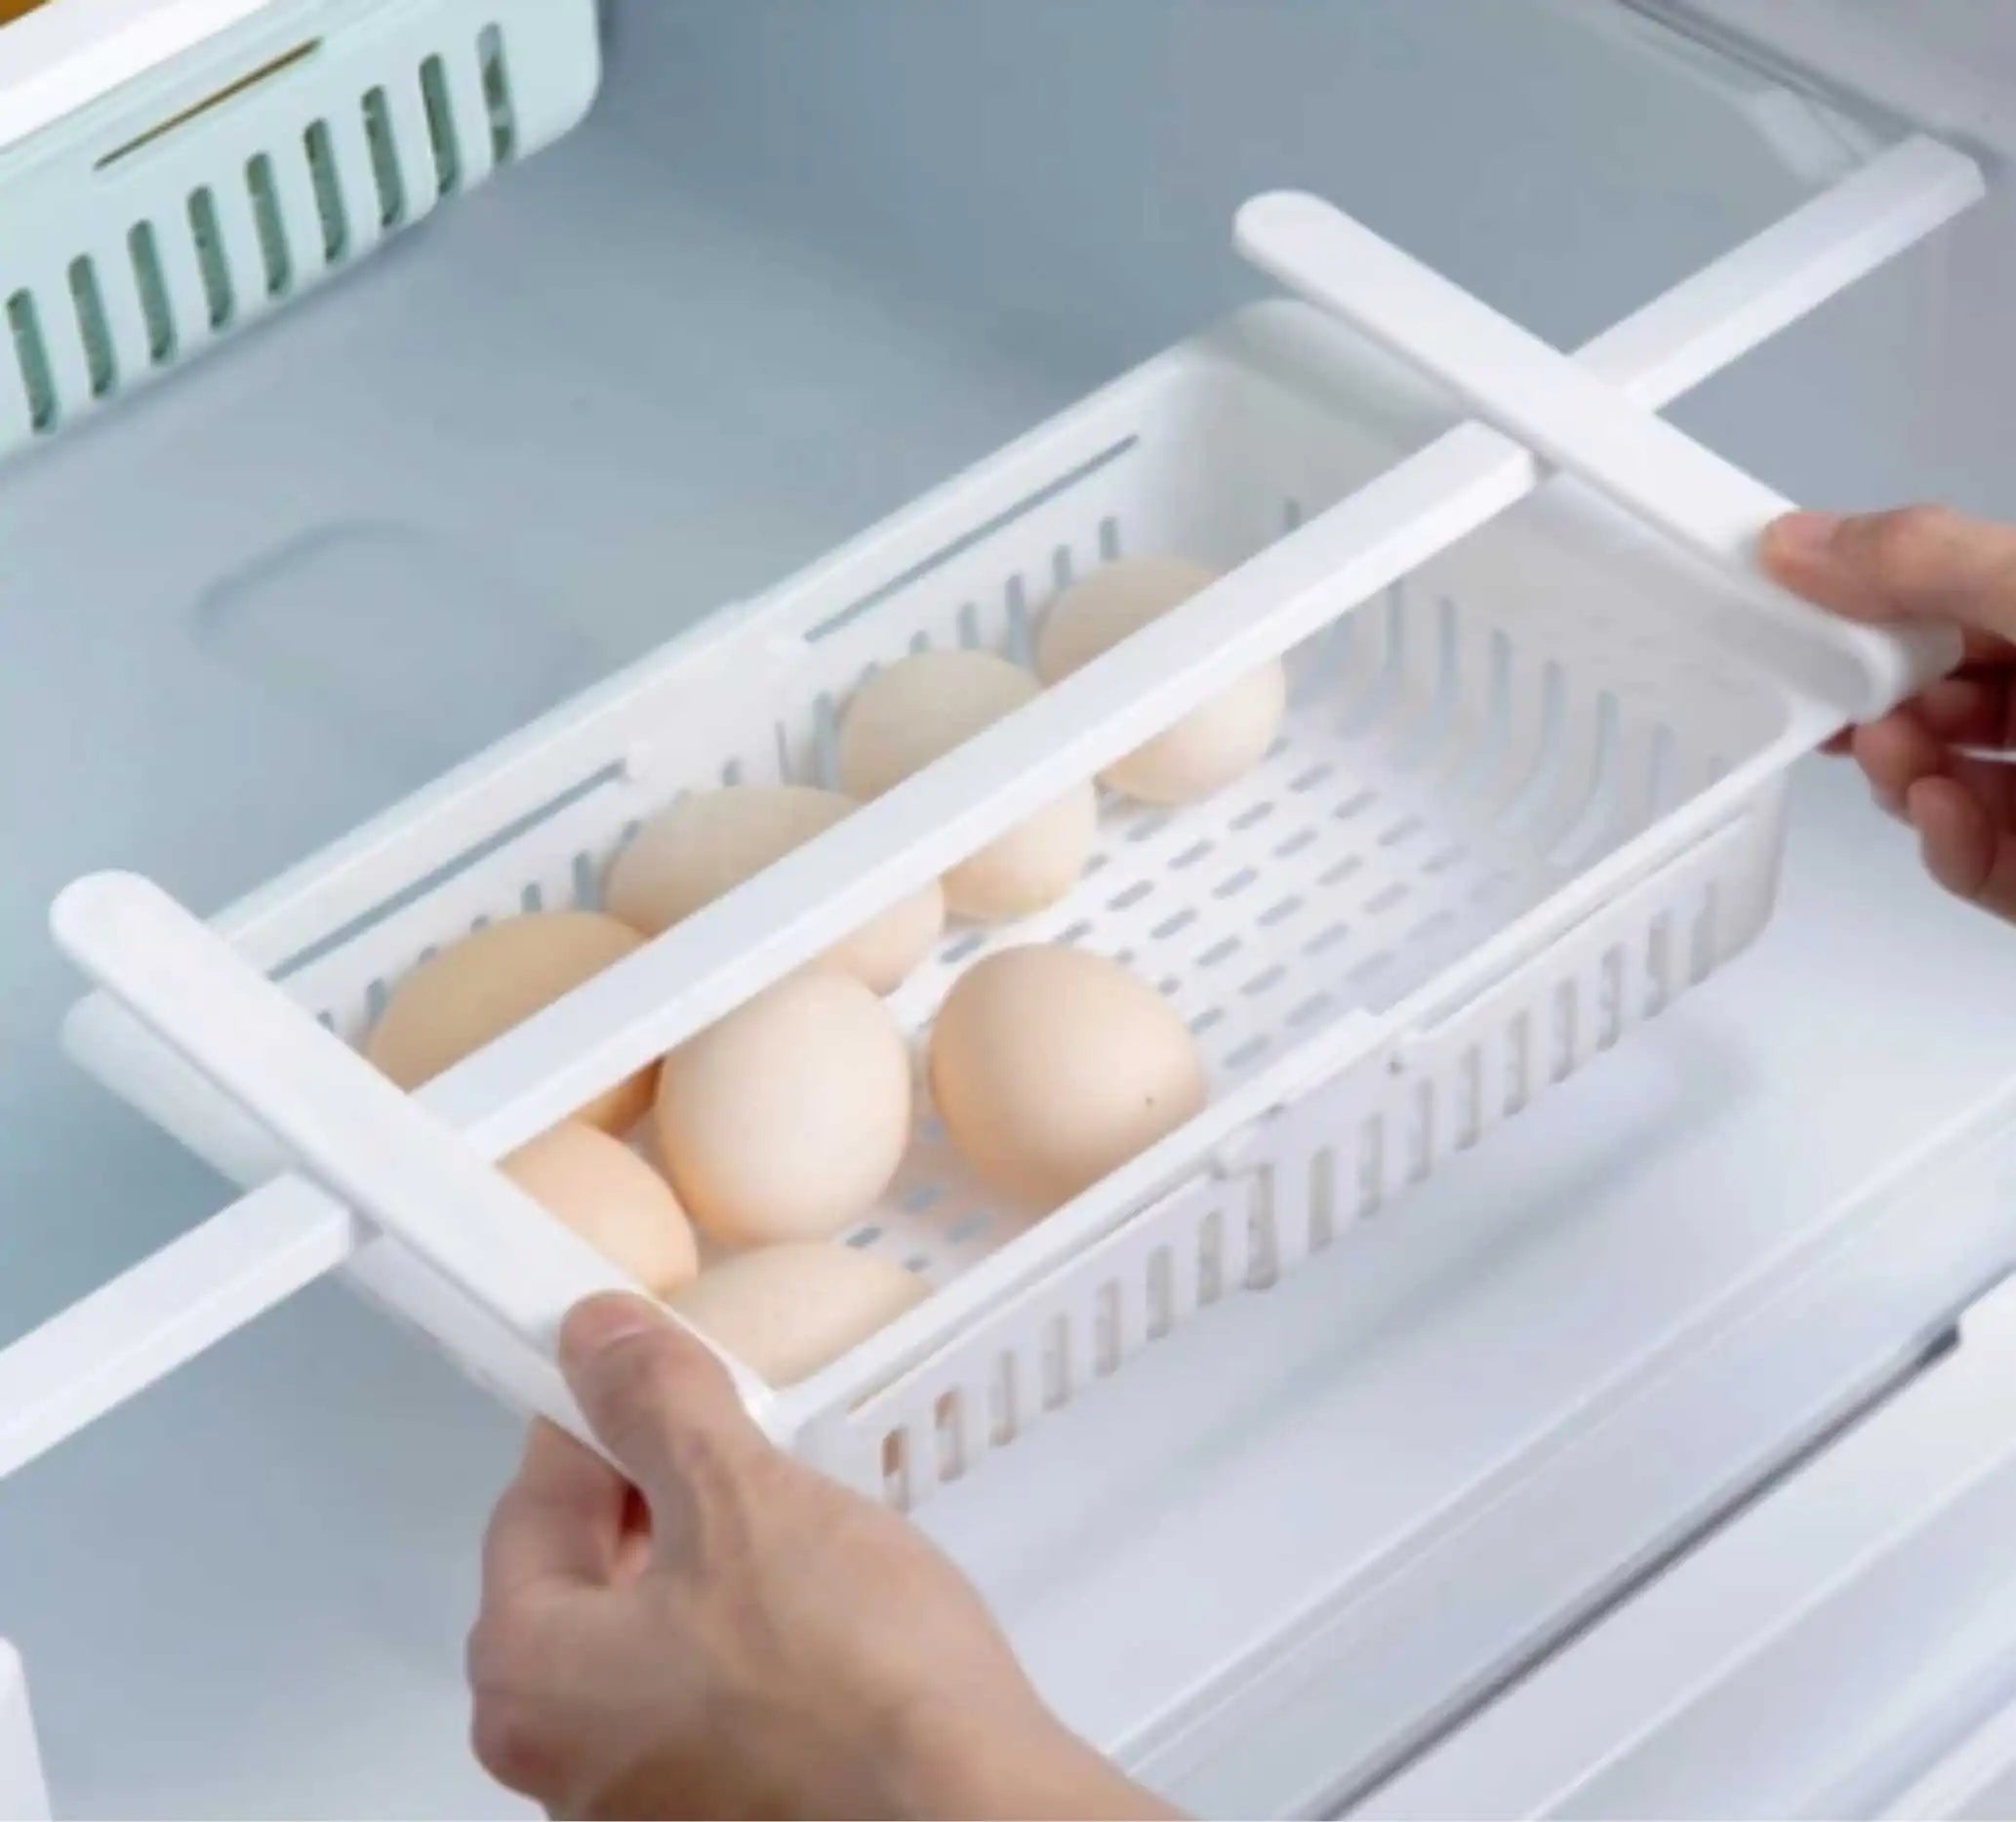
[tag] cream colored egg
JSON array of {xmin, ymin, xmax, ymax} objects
[
  {"xmin": 1036, "ymin": 555, "xmax": 1287, "ymax": 805},
  {"xmin": 929, "ymin": 945, "xmax": 1207, "ymax": 1208},
  {"xmin": 503, "ymin": 1122, "xmax": 699, "ymax": 1297},
  {"xmin": 652, "ymin": 971, "xmax": 912, "ymax": 1247},
  {"xmin": 836, "ymin": 649, "xmax": 1097, "ymax": 920},
  {"xmin": 603, "ymin": 785, "xmax": 945, "ymax": 993},
  {"xmin": 364, "ymin": 911, "xmax": 655, "ymax": 1133},
  {"xmin": 668, "ymin": 1242, "xmax": 928, "ymax": 1386}
]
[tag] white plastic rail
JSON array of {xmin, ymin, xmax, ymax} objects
[
  {"xmin": 47, "ymin": 871, "xmax": 780, "ymax": 1449},
  {"xmin": 0, "ymin": 0, "xmax": 281, "ymax": 151},
  {"xmin": 1234, "ymin": 183, "xmax": 1967, "ymax": 721}
]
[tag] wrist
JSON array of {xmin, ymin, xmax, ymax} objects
[{"xmin": 883, "ymin": 1690, "xmax": 1176, "ymax": 1820}]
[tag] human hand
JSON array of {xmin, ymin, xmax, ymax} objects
[
  {"xmin": 468, "ymin": 1293, "xmax": 1173, "ymax": 1820},
  {"xmin": 1763, "ymin": 506, "xmax": 2016, "ymax": 922}
]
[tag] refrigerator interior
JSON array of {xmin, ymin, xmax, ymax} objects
[
  {"xmin": 3, "ymin": 2, "xmax": 2016, "ymax": 1814},
  {"xmin": 1369, "ymin": 1243, "xmax": 2016, "ymax": 1820}
]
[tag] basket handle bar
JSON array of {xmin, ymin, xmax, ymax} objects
[
  {"xmin": 1234, "ymin": 171, "xmax": 1970, "ymax": 722},
  {"xmin": 47, "ymin": 871, "xmax": 784, "ymax": 1455}
]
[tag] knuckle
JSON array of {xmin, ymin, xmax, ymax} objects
[
  {"xmin": 476, "ymin": 1500, "xmax": 526, "ymax": 1587},
  {"xmin": 464, "ymin": 1593, "xmax": 565, "ymax": 1703},
  {"xmin": 463, "ymin": 1608, "xmax": 520, "ymax": 1685},
  {"xmin": 469, "ymin": 1691, "xmax": 560, "ymax": 1795},
  {"xmin": 658, "ymin": 1418, "xmax": 746, "ymax": 1490},
  {"xmin": 593, "ymin": 1323, "xmax": 719, "ymax": 1413},
  {"xmin": 565, "ymin": 1320, "xmax": 766, "ymax": 1496},
  {"xmin": 1865, "ymin": 504, "xmax": 1960, "ymax": 586},
  {"xmin": 580, "ymin": 1329, "xmax": 757, "ymax": 1484}
]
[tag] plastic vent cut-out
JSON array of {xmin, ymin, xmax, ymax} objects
[{"xmin": 0, "ymin": 1, "xmax": 597, "ymax": 454}]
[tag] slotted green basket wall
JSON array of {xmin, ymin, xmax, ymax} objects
[{"xmin": 0, "ymin": 0, "xmax": 600, "ymax": 456}]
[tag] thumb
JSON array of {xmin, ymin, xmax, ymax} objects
[
  {"xmin": 1762, "ymin": 506, "xmax": 2016, "ymax": 651},
  {"xmin": 557, "ymin": 1292, "xmax": 765, "ymax": 1513}
]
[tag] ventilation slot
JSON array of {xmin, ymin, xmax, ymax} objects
[
  {"xmin": 1309, "ymin": 1148, "xmax": 1338, "ymax": 1248},
  {"xmin": 303, "ymin": 121, "xmax": 349, "ymax": 261},
  {"xmin": 991, "ymin": 1355, "xmax": 1020, "ymax": 1446},
  {"xmin": 419, "ymin": 55, "xmax": 462, "ymax": 194},
  {"xmin": 1357, "ymin": 1115, "xmax": 1387, "ymax": 1216},
  {"xmin": 1147, "ymin": 1248, "xmax": 1175, "ymax": 1339},
  {"xmin": 933, "ymin": 1391, "xmax": 965, "ymax": 1482},
  {"xmin": 478, "ymin": 23, "xmax": 517, "ymax": 162},
  {"xmin": 361, "ymin": 87, "xmax": 406, "ymax": 227},
  {"xmin": 1690, "ymin": 883, "xmax": 1721, "ymax": 983},
  {"xmin": 246, "ymin": 154, "xmax": 292, "ymax": 296},
  {"xmin": 1043, "ymin": 1316, "xmax": 1071, "ymax": 1409},
  {"xmin": 186, "ymin": 188, "xmax": 234, "ymax": 328},
  {"xmin": 881, "ymin": 1429, "xmax": 910, "ymax": 1508},
  {"xmin": 6, "ymin": 290, "xmax": 57, "ymax": 431},
  {"xmin": 127, "ymin": 223, "xmax": 176, "ymax": 362},
  {"xmin": 65, "ymin": 259, "xmax": 116, "ymax": 397},
  {"xmin": 1646, "ymin": 911, "xmax": 1673, "ymax": 1014}
]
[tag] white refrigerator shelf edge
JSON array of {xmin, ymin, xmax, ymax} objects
[
  {"xmin": 1119, "ymin": 1074, "xmax": 2016, "ymax": 1816},
  {"xmin": 1365, "ymin": 1086, "xmax": 2016, "ymax": 1820},
  {"xmin": 0, "ymin": 0, "xmax": 279, "ymax": 151}
]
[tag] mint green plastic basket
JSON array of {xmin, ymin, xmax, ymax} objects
[{"xmin": 0, "ymin": 0, "xmax": 600, "ymax": 456}]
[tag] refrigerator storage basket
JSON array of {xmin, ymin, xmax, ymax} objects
[
  {"xmin": 53, "ymin": 300, "xmax": 1829, "ymax": 1489},
  {"xmin": 0, "ymin": 0, "xmax": 599, "ymax": 457},
  {"xmin": 32, "ymin": 145, "xmax": 1982, "ymax": 1510}
]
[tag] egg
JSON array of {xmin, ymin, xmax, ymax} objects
[
  {"xmin": 602, "ymin": 784, "xmax": 944, "ymax": 993},
  {"xmin": 837, "ymin": 649, "xmax": 1097, "ymax": 920},
  {"xmin": 652, "ymin": 970, "xmax": 912, "ymax": 1247},
  {"xmin": 503, "ymin": 1122, "xmax": 699, "ymax": 1297},
  {"xmin": 929, "ymin": 945, "xmax": 1207, "ymax": 1208},
  {"xmin": 667, "ymin": 1241, "xmax": 928, "ymax": 1386},
  {"xmin": 364, "ymin": 911, "xmax": 654, "ymax": 1132},
  {"xmin": 1035, "ymin": 555, "xmax": 1287, "ymax": 804}
]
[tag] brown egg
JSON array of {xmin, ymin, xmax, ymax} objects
[
  {"xmin": 363, "ymin": 911, "xmax": 654, "ymax": 1133},
  {"xmin": 652, "ymin": 971, "xmax": 913, "ymax": 1247},
  {"xmin": 603, "ymin": 784, "xmax": 944, "ymax": 993},
  {"xmin": 836, "ymin": 649, "xmax": 1097, "ymax": 920},
  {"xmin": 929, "ymin": 945, "xmax": 1207, "ymax": 1208},
  {"xmin": 668, "ymin": 1242, "xmax": 928, "ymax": 1386},
  {"xmin": 1035, "ymin": 556, "xmax": 1287, "ymax": 804},
  {"xmin": 503, "ymin": 1122, "xmax": 699, "ymax": 1297}
]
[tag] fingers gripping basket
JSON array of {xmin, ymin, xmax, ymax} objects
[{"xmin": 12, "ymin": 139, "xmax": 1984, "ymax": 1509}]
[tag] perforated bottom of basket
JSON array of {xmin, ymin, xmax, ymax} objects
[
  {"xmin": 812, "ymin": 577, "xmax": 1738, "ymax": 1290},
  {"xmin": 243, "ymin": 495, "xmax": 1769, "ymax": 1318}
]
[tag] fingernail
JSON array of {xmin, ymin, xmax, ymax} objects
[
  {"xmin": 559, "ymin": 1291, "xmax": 664, "ymax": 1369},
  {"xmin": 1765, "ymin": 510, "xmax": 1843, "ymax": 559}
]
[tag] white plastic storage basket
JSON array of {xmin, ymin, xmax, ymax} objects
[
  {"xmin": 0, "ymin": 0, "xmax": 599, "ymax": 455},
  {"xmin": 22, "ymin": 140, "xmax": 1984, "ymax": 1511}
]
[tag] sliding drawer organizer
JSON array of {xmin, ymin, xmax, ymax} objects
[
  {"xmin": 0, "ymin": 0, "xmax": 600, "ymax": 455},
  {"xmin": 4, "ymin": 136, "xmax": 1986, "ymax": 1511}
]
